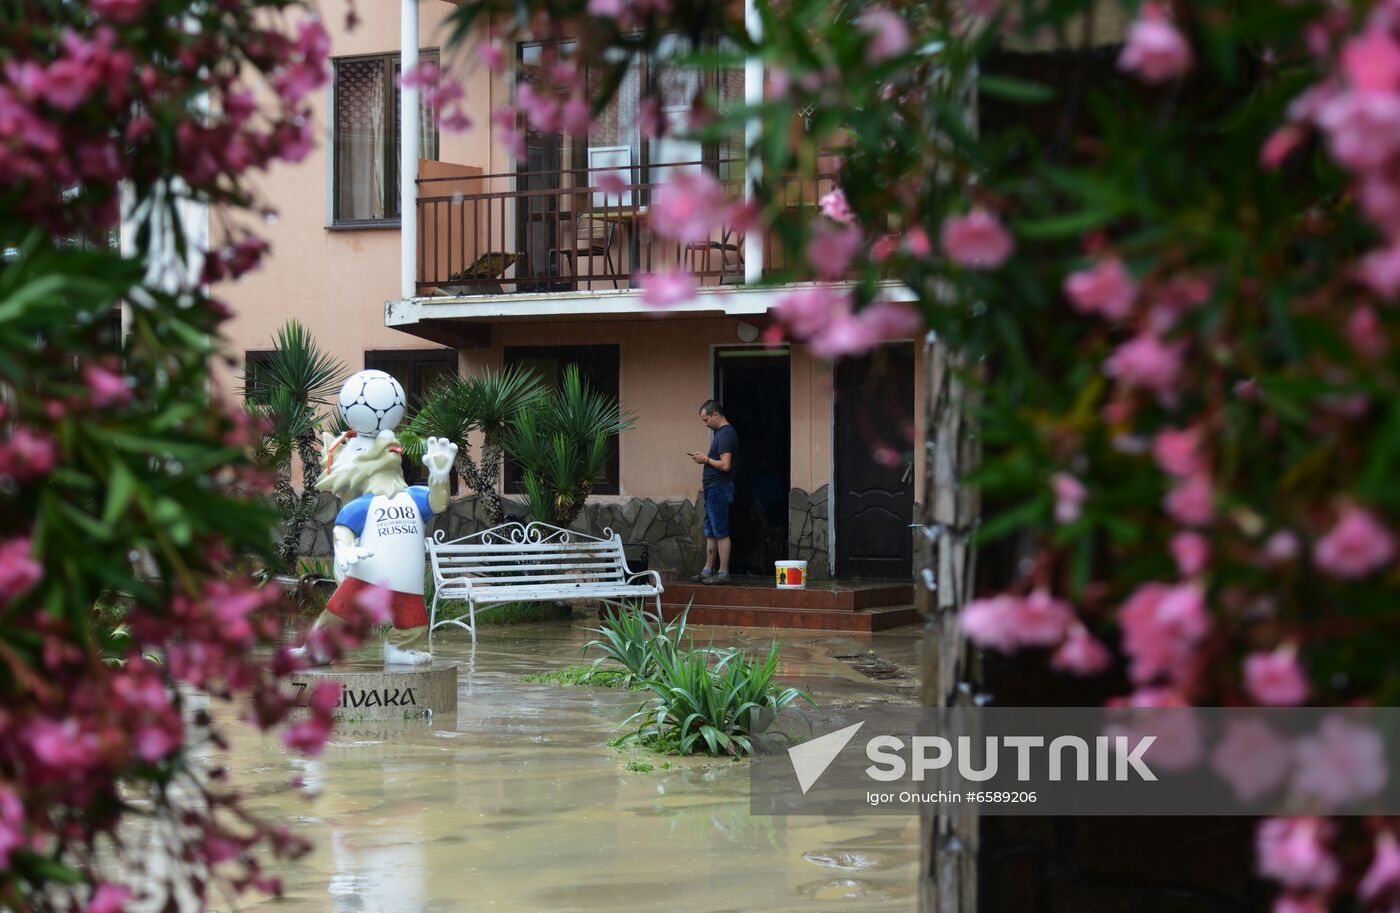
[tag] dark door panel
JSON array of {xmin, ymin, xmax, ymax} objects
[
  {"xmin": 835, "ymin": 343, "xmax": 915, "ymax": 579},
  {"xmin": 715, "ymin": 348, "xmax": 791, "ymax": 576}
]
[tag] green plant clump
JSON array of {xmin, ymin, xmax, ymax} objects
[{"xmin": 583, "ymin": 603, "xmax": 689, "ymax": 687}]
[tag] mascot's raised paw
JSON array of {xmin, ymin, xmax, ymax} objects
[{"xmin": 422, "ymin": 436, "xmax": 458, "ymax": 481}]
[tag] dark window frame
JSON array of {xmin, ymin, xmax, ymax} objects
[
  {"xmin": 242, "ymin": 350, "xmax": 276, "ymax": 404},
  {"xmin": 502, "ymin": 344, "xmax": 621, "ymax": 496},
  {"xmin": 331, "ymin": 50, "xmax": 441, "ymax": 227}
]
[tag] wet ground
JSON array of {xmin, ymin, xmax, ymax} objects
[{"xmin": 227, "ymin": 619, "xmax": 924, "ymax": 913}]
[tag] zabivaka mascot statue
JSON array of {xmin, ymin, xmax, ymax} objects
[{"xmin": 295, "ymin": 370, "xmax": 456, "ymax": 666}]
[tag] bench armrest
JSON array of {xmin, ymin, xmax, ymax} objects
[{"xmin": 627, "ymin": 569, "xmax": 663, "ymax": 592}]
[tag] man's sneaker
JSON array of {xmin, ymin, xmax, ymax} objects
[
  {"xmin": 702, "ymin": 573, "xmax": 730, "ymax": 586},
  {"xmin": 692, "ymin": 568, "xmax": 714, "ymax": 583}
]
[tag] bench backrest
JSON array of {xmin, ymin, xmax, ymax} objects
[{"xmin": 427, "ymin": 522, "xmax": 629, "ymax": 588}]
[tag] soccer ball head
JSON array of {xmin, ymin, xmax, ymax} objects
[{"xmin": 338, "ymin": 370, "xmax": 406, "ymax": 434}]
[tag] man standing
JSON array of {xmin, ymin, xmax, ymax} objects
[{"xmin": 691, "ymin": 400, "xmax": 737, "ymax": 585}]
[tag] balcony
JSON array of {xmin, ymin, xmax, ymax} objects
[{"xmin": 413, "ymin": 159, "xmax": 839, "ymax": 298}]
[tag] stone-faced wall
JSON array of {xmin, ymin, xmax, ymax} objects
[{"xmin": 788, "ymin": 485, "xmax": 831, "ymax": 580}]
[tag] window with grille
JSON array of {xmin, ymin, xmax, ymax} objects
[{"xmin": 332, "ymin": 52, "xmax": 440, "ymax": 225}]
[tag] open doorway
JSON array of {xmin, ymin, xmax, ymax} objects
[{"xmin": 713, "ymin": 347, "xmax": 791, "ymax": 576}]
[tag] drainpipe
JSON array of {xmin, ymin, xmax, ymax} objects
[
  {"xmin": 743, "ymin": 0, "xmax": 763, "ymax": 285},
  {"xmin": 400, "ymin": 0, "xmax": 419, "ymax": 301}
]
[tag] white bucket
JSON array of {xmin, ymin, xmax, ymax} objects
[{"xmin": 775, "ymin": 560, "xmax": 807, "ymax": 589}]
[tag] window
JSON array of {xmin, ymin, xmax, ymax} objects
[
  {"xmin": 242, "ymin": 351, "xmax": 276, "ymax": 404},
  {"xmin": 503, "ymin": 345, "xmax": 620, "ymax": 495},
  {"xmin": 332, "ymin": 52, "xmax": 440, "ymax": 225},
  {"xmin": 365, "ymin": 348, "xmax": 459, "ymax": 486}
]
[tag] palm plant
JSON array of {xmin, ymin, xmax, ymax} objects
[
  {"xmin": 401, "ymin": 364, "xmax": 543, "ymax": 526},
  {"xmin": 624, "ymin": 641, "xmax": 813, "ymax": 757},
  {"xmin": 504, "ymin": 364, "xmax": 633, "ymax": 527},
  {"xmin": 242, "ymin": 320, "xmax": 345, "ymax": 571},
  {"xmin": 583, "ymin": 603, "xmax": 688, "ymax": 687}
]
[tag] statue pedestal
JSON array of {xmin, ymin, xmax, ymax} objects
[{"xmin": 290, "ymin": 662, "xmax": 458, "ymax": 721}]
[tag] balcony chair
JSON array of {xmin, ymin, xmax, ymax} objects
[
  {"xmin": 685, "ymin": 225, "xmax": 745, "ymax": 283},
  {"xmin": 549, "ymin": 213, "xmax": 621, "ymax": 290}
]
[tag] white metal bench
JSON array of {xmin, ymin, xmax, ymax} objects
[{"xmin": 426, "ymin": 521, "xmax": 664, "ymax": 643}]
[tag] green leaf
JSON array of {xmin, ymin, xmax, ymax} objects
[{"xmin": 977, "ymin": 74, "xmax": 1055, "ymax": 104}]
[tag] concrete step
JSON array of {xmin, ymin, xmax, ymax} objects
[
  {"xmin": 661, "ymin": 580, "xmax": 913, "ymax": 612},
  {"xmin": 656, "ymin": 601, "xmax": 920, "ymax": 633}
]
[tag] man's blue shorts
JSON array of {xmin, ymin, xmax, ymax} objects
[{"xmin": 703, "ymin": 481, "xmax": 735, "ymax": 539}]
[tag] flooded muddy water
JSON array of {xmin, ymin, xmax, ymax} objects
[{"xmin": 226, "ymin": 622, "xmax": 923, "ymax": 912}]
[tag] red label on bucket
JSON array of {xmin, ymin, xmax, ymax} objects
[{"xmin": 776, "ymin": 565, "xmax": 804, "ymax": 586}]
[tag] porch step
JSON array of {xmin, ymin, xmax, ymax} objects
[
  {"xmin": 661, "ymin": 579, "xmax": 913, "ymax": 612},
  {"xmin": 656, "ymin": 600, "xmax": 920, "ymax": 633}
]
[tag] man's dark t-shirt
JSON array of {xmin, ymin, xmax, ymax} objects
[{"xmin": 704, "ymin": 424, "xmax": 737, "ymax": 486}]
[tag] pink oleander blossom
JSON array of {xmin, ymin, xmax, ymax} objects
[
  {"xmin": 1260, "ymin": 126, "xmax": 1304, "ymax": 170},
  {"xmin": 1359, "ymin": 831, "xmax": 1400, "ymax": 903},
  {"xmin": 1263, "ymin": 530, "xmax": 1301, "ymax": 564},
  {"xmin": 818, "ymin": 188, "xmax": 855, "ymax": 224},
  {"xmin": 1256, "ymin": 818, "xmax": 1339, "ymax": 891},
  {"xmin": 1104, "ymin": 333, "xmax": 1184, "ymax": 397},
  {"xmin": 86, "ymin": 884, "xmax": 131, "ymax": 913},
  {"xmin": 1341, "ymin": 28, "xmax": 1400, "ymax": 94},
  {"xmin": 479, "ymin": 40, "xmax": 506, "ymax": 73},
  {"xmin": 1153, "ymin": 426, "xmax": 1204, "ymax": 478},
  {"xmin": 1358, "ymin": 239, "xmax": 1400, "ymax": 300},
  {"xmin": 1, "ymin": 428, "xmax": 60, "ymax": 481},
  {"xmin": 959, "ymin": 591, "xmax": 1074, "ymax": 653},
  {"xmin": 773, "ymin": 285, "xmax": 851, "ymax": 338},
  {"xmin": 858, "ymin": 9, "xmax": 912, "ymax": 63},
  {"xmin": 639, "ymin": 268, "xmax": 698, "ymax": 308},
  {"xmin": 807, "ymin": 223, "xmax": 863, "ymax": 279},
  {"xmin": 1117, "ymin": 582, "xmax": 1210, "ymax": 686},
  {"xmin": 650, "ymin": 170, "xmax": 731, "ymax": 246},
  {"xmin": 1291, "ymin": 715, "xmax": 1387, "ymax": 808},
  {"xmin": 1164, "ymin": 473, "xmax": 1214, "ymax": 526},
  {"xmin": 1244, "ymin": 646, "xmax": 1309, "ymax": 706},
  {"xmin": 1051, "ymin": 473, "xmax": 1086, "ymax": 524},
  {"xmin": 0, "ymin": 536, "xmax": 42, "ymax": 601},
  {"xmin": 516, "ymin": 83, "xmax": 560, "ymax": 134},
  {"xmin": 1051, "ymin": 625, "xmax": 1111, "ymax": 676},
  {"xmin": 1065, "ymin": 258, "xmax": 1137, "ymax": 320},
  {"xmin": 84, "ymin": 363, "xmax": 130, "ymax": 407},
  {"xmin": 1103, "ymin": 689, "xmax": 1202, "ymax": 770},
  {"xmin": 857, "ymin": 300, "xmax": 923, "ymax": 340},
  {"xmin": 1118, "ymin": 5, "xmax": 1193, "ymax": 84},
  {"xmin": 1313, "ymin": 504, "xmax": 1395, "ymax": 578},
  {"xmin": 1171, "ymin": 531, "xmax": 1210, "ymax": 576},
  {"xmin": 940, "ymin": 208, "xmax": 1014, "ymax": 269},
  {"xmin": 808, "ymin": 314, "xmax": 880, "ymax": 359},
  {"xmin": 1315, "ymin": 91, "xmax": 1400, "ymax": 173},
  {"xmin": 906, "ymin": 226, "xmax": 932, "ymax": 258},
  {"xmin": 1346, "ymin": 306, "xmax": 1387, "ymax": 360},
  {"xmin": 1210, "ymin": 718, "xmax": 1290, "ymax": 804}
]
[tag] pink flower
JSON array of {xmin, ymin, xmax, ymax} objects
[
  {"xmin": 1243, "ymin": 646, "xmax": 1309, "ymax": 706},
  {"xmin": 1316, "ymin": 92, "xmax": 1400, "ymax": 172},
  {"xmin": 1105, "ymin": 333, "xmax": 1184, "ymax": 397},
  {"xmin": 1152, "ymin": 426, "xmax": 1204, "ymax": 477},
  {"xmin": 1313, "ymin": 504, "xmax": 1395, "ymax": 578},
  {"xmin": 491, "ymin": 107, "xmax": 525, "ymax": 159},
  {"xmin": 281, "ymin": 682, "xmax": 341, "ymax": 755},
  {"xmin": 809, "ymin": 315, "xmax": 880, "ymax": 359},
  {"xmin": 650, "ymin": 170, "xmax": 731, "ymax": 246},
  {"xmin": 1164, "ymin": 473, "xmax": 1214, "ymax": 526},
  {"xmin": 639, "ymin": 268, "xmax": 698, "ymax": 308},
  {"xmin": 594, "ymin": 168, "xmax": 630, "ymax": 200},
  {"xmin": 1359, "ymin": 831, "xmax": 1400, "ymax": 903},
  {"xmin": 773, "ymin": 286, "xmax": 851, "ymax": 338},
  {"xmin": 1051, "ymin": 473, "xmax": 1086, "ymax": 524},
  {"xmin": 92, "ymin": 0, "xmax": 146, "ymax": 22},
  {"xmin": 560, "ymin": 94, "xmax": 591, "ymax": 135},
  {"xmin": 1291, "ymin": 715, "xmax": 1387, "ymax": 808},
  {"xmin": 960, "ymin": 594, "xmax": 1024, "ymax": 652},
  {"xmin": 86, "ymin": 884, "xmax": 131, "ymax": 913},
  {"xmin": 352, "ymin": 583, "xmax": 394, "ymax": 627},
  {"xmin": 1349, "ymin": 240, "xmax": 1400, "ymax": 298},
  {"xmin": 807, "ymin": 223, "xmax": 863, "ymax": 279},
  {"xmin": 959, "ymin": 591, "xmax": 1074, "ymax": 652},
  {"xmin": 0, "ymin": 427, "xmax": 57, "ymax": 480},
  {"xmin": 1065, "ymin": 258, "xmax": 1137, "ymax": 320},
  {"xmin": 940, "ymin": 208, "xmax": 1014, "ymax": 269},
  {"xmin": 1051, "ymin": 625, "xmax": 1111, "ymax": 676},
  {"xmin": 1359, "ymin": 177, "xmax": 1400, "ymax": 237},
  {"xmin": 1118, "ymin": 582, "xmax": 1210, "ymax": 685},
  {"xmin": 516, "ymin": 83, "xmax": 560, "ymax": 134},
  {"xmin": 857, "ymin": 300, "xmax": 923, "ymax": 340},
  {"xmin": 1271, "ymin": 894, "xmax": 1327, "ymax": 913},
  {"xmin": 858, "ymin": 9, "xmax": 912, "ymax": 63},
  {"xmin": 1256, "ymin": 818, "xmax": 1339, "ymax": 891},
  {"xmin": 588, "ymin": 0, "xmax": 626, "ymax": 15},
  {"xmin": 1342, "ymin": 28, "xmax": 1400, "ymax": 94},
  {"xmin": 906, "ymin": 226, "xmax": 932, "ymax": 258},
  {"xmin": 1103, "ymin": 689, "xmax": 1202, "ymax": 770},
  {"xmin": 1118, "ymin": 6, "xmax": 1193, "ymax": 84},
  {"xmin": 134, "ymin": 720, "xmax": 182, "ymax": 762},
  {"xmin": 1170, "ymin": 531, "xmax": 1210, "ymax": 576},
  {"xmin": 818, "ymin": 188, "xmax": 855, "ymax": 224},
  {"xmin": 84, "ymin": 363, "xmax": 130, "ymax": 407},
  {"xmin": 479, "ymin": 40, "xmax": 507, "ymax": 74},
  {"xmin": 1346, "ymin": 306, "xmax": 1387, "ymax": 360},
  {"xmin": 0, "ymin": 537, "xmax": 42, "ymax": 601},
  {"xmin": 1259, "ymin": 126, "xmax": 1304, "ymax": 170},
  {"xmin": 1262, "ymin": 530, "xmax": 1300, "ymax": 564},
  {"xmin": 871, "ymin": 234, "xmax": 900, "ymax": 262},
  {"xmin": 27, "ymin": 718, "xmax": 98, "ymax": 770},
  {"xmin": 1210, "ymin": 718, "xmax": 1290, "ymax": 803},
  {"xmin": 635, "ymin": 98, "xmax": 662, "ymax": 139}
]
